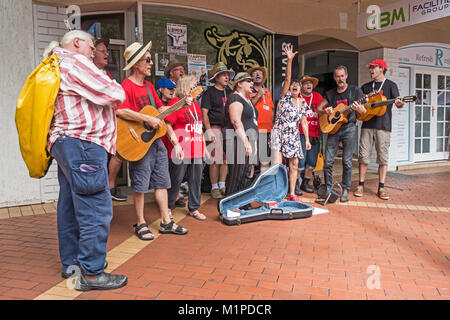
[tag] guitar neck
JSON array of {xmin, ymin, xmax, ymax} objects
[
  {"xmin": 370, "ymin": 98, "xmax": 397, "ymax": 108},
  {"xmin": 156, "ymin": 96, "xmax": 188, "ymax": 120}
]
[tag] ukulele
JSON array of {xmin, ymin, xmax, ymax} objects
[
  {"xmin": 116, "ymin": 86, "xmax": 203, "ymax": 161},
  {"xmin": 356, "ymin": 93, "xmax": 417, "ymax": 122}
]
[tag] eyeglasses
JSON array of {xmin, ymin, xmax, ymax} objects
[
  {"xmin": 96, "ymin": 49, "xmax": 109, "ymax": 54},
  {"xmin": 244, "ymin": 78, "xmax": 253, "ymax": 83},
  {"xmin": 140, "ymin": 57, "xmax": 152, "ymax": 64}
]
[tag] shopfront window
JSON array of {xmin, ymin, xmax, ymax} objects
[
  {"xmin": 142, "ymin": 6, "xmax": 268, "ymax": 86},
  {"xmin": 81, "ymin": 13, "xmax": 125, "ymax": 40}
]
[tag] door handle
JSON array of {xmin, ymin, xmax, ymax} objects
[{"xmin": 432, "ymin": 106, "xmax": 435, "ymax": 117}]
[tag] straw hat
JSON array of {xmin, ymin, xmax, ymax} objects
[
  {"xmin": 299, "ymin": 75, "xmax": 319, "ymax": 89},
  {"xmin": 230, "ymin": 72, "xmax": 253, "ymax": 90},
  {"xmin": 247, "ymin": 64, "xmax": 267, "ymax": 84},
  {"xmin": 123, "ymin": 41, "xmax": 152, "ymax": 71},
  {"xmin": 208, "ymin": 62, "xmax": 235, "ymax": 83},
  {"xmin": 164, "ymin": 59, "xmax": 185, "ymax": 78}
]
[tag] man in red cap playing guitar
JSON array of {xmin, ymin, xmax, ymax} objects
[{"xmin": 355, "ymin": 59, "xmax": 404, "ymax": 200}]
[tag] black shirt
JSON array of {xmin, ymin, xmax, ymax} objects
[
  {"xmin": 325, "ymin": 84, "xmax": 364, "ymax": 128},
  {"xmin": 223, "ymin": 93, "xmax": 259, "ymax": 141},
  {"xmin": 361, "ymin": 79, "xmax": 400, "ymax": 132},
  {"xmin": 200, "ymin": 86, "xmax": 232, "ymax": 127}
]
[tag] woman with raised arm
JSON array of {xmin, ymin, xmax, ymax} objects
[{"xmin": 271, "ymin": 44, "xmax": 311, "ymax": 202}]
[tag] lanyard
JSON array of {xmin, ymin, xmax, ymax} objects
[
  {"xmin": 188, "ymin": 102, "xmax": 199, "ymax": 122},
  {"xmin": 239, "ymin": 92, "xmax": 257, "ymax": 123},
  {"xmin": 301, "ymin": 93, "xmax": 313, "ymax": 109},
  {"xmin": 144, "ymin": 82, "xmax": 157, "ymax": 110},
  {"xmin": 372, "ymin": 78, "xmax": 386, "ymax": 93}
]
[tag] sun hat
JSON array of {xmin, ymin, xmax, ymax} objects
[
  {"xmin": 208, "ymin": 62, "xmax": 235, "ymax": 83},
  {"xmin": 123, "ymin": 41, "xmax": 152, "ymax": 71},
  {"xmin": 367, "ymin": 59, "xmax": 387, "ymax": 70},
  {"xmin": 247, "ymin": 64, "xmax": 267, "ymax": 84},
  {"xmin": 156, "ymin": 78, "xmax": 177, "ymax": 90},
  {"xmin": 164, "ymin": 59, "xmax": 186, "ymax": 78},
  {"xmin": 299, "ymin": 75, "xmax": 319, "ymax": 88},
  {"xmin": 230, "ymin": 72, "xmax": 253, "ymax": 90}
]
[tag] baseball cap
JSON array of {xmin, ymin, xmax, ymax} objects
[
  {"xmin": 156, "ymin": 78, "xmax": 176, "ymax": 90},
  {"xmin": 367, "ymin": 59, "xmax": 387, "ymax": 70}
]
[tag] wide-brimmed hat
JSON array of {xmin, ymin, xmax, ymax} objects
[
  {"xmin": 299, "ymin": 75, "xmax": 319, "ymax": 88},
  {"xmin": 164, "ymin": 59, "xmax": 186, "ymax": 78},
  {"xmin": 247, "ymin": 64, "xmax": 267, "ymax": 84},
  {"xmin": 123, "ymin": 41, "xmax": 152, "ymax": 71},
  {"xmin": 208, "ymin": 62, "xmax": 235, "ymax": 83},
  {"xmin": 95, "ymin": 37, "xmax": 110, "ymax": 47},
  {"xmin": 230, "ymin": 72, "xmax": 253, "ymax": 90}
]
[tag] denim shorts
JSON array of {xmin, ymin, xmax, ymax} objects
[
  {"xmin": 128, "ymin": 139, "xmax": 171, "ymax": 193},
  {"xmin": 298, "ymin": 135, "xmax": 320, "ymax": 171}
]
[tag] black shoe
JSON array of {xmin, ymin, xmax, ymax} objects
[
  {"xmin": 340, "ymin": 189, "xmax": 349, "ymax": 203},
  {"xmin": 175, "ymin": 198, "xmax": 186, "ymax": 208},
  {"xmin": 110, "ymin": 187, "xmax": 127, "ymax": 201},
  {"xmin": 294, "ymin": 179, "xmax": 303, "ymax": 196},
  {"xmin": 300, "ymin": 179, "xmax": 314, "ymax": 193},
  {"xmin": 75, "ymin": 272, "xmax": 128, "ymax": 291},
  {"xmin": 62, "ymin": 261, "xmax": 108, "ymax": 279}
]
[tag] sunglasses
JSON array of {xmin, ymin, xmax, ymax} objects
[
  {"xmin": 140, "ymin": 57, "xmax": 152, "ymax": 64},
  {"xmin": 243, "ymin": 78, "xmax": 253, "ymax": 83}
]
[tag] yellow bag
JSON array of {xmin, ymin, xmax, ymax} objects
[
  {"xmin": 15, "ymin": 53, "xmax": 60, "ymax": 178},
  {"xmin": 313, "ymin": 134, "xmax": 324, "ymax": 172}
]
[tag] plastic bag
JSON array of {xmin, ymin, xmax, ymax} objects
[{"xmin": 15, "ymin": 53, "xmax": 60, "ymax": 178}]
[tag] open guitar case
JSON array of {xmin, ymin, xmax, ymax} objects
[{"xmin": 218, "ymin": 164, "xmax": 313, "ymax": 226}]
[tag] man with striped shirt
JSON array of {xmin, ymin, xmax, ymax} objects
[{"xmin": 45, "ymin": 30, "xmax": 128, "ymax": 291}]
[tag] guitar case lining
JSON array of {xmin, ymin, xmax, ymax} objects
[{"xmin": 218, "ymin": 164, "xmax": 313, "ymax": 226}]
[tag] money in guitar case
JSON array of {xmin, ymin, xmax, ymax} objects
[{"xmin": 218, "ymin": 164, "xmax": 313, "ymax": 226}]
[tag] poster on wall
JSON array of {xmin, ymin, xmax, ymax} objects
[
  {"xmin": 155, "ymin": 53, "xmax": 170, "ymax": 76},
  {"xmin": 273, "ymin": 34, "xmax": 299, "ymax": 106},
  {"xmin": 187, "ymin": 54, "xmax": 207, "ymax": 84},
  {"xmin": 167, "ymin": 23, "xmax": 187, "ymax": 55}
]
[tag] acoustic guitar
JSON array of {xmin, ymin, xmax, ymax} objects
[
  {"xmin": 356, "ymin": 94, "xmax": 417, "ymax": 122},
  {"xmin": 116, "ymin": 86, "xmax": 203, "ymax": 161},
  {"xmin": 319, "ymin": 96, "xmax": 368, "ymax": 135}
]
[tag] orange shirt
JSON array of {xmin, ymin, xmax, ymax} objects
[{"xmin": 249, "ymin": 88, "xmax": 274, "ymax": 133}]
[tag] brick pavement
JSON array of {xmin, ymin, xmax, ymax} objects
[{"xmin": 0, "ymin": 168, "xmax": 448, "ymax": 300}]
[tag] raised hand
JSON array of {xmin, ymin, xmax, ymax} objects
[{"xmin": 283, "ymin": 43, "xmax": 298, "ymax": 61}]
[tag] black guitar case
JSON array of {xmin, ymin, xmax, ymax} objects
[{"xmin": 218, "ymin": 164, "xmax": 313, "ymax": 226}]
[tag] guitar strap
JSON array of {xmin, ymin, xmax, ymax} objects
[{"xmin": 144, "ymin": 82, "xmax": 157, "ymax": 110}]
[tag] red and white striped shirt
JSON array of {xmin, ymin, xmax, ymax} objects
[{"xmin": 47, "ymin": 47, "xmax": 125, "ymax": 154}]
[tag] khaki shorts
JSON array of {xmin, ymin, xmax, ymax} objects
[{"xmin": 358, "ymin": 128, "xmax": 391, "ymax": 165}]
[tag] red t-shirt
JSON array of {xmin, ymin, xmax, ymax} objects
[
  {"xmin": 299, "ymin": 92, "xmax": 323, "ymax": 138},
  {"xmin": 116, "ymin": 78, "xmax": 164, "ymax": 112},
  {"xmin": 162, "ymin": 97, "xmax": 204, "ymax": 159}
]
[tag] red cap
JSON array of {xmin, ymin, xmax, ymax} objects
[{"xmin": 367, "ymin": 59, "xmax": 387, "ymax": 70}]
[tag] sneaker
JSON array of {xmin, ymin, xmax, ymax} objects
[
  {"xmin": 354, "ymin": 185, "xmax": 364, "ymax": 197},
  {"xmin": 110, "ymin": 187, "xmax": 127, "ymax": 201},
  {"xmin": 377, "ymin": 188, "xmax": 389, "ymax": 200},
  {"xmin": 219, "ymin": 187, "xmax": 226, "ymax": 196},
  {"xmin": 75, "ymin": 272, "xmax": 128, "ymax": 291},
  {"xmin": 211, "ymin": 188, "xmax": 224, "ymax": 199},
  {"xmin": 340, "ymin": 189, "xmax": 349, "ymax": 203},
  {"xmin": 287, "ymin": 194, "xmax": 301, "ymax": 202}
]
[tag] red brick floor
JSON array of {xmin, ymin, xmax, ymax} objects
[{"xmin": 0, "ymin": 169, "xmax": 449, "ymax": 300}]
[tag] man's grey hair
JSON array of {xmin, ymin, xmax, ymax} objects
[
  {"xmin": 43, "ymin": 30, "xmax": 94, "ymax": 58},
  {"xmin": 334, "ymin": 65, "xmax": 348, "ymax": 75}
]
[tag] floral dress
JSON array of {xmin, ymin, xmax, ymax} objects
[{"xmin": 271, "ymin": 93, "xmax": 307, "ymax": 159}]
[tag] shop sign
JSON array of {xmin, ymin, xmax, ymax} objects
[
  {"xmin": 398, "ymin": 43, "xmax": 450, "ymax": 69},
  {"xmin": 167, "ymin": 23, "xmax": 187, "ymax": 55},
  {"xmin": 357, "ymin": 0, "xmax": 450, "ymax": 37},
  {"xmin": 273, "ymin": 35, "xmax": 299, "ymax": 106}
]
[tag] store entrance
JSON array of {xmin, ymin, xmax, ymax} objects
[{"xmin": 413, "ymin": 69, "xmax": 450, "ymax": 162}]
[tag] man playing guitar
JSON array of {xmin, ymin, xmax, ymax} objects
[
  {"xmin": 116, "ymin": 42, "xmax": 191, "ymax": 240},
  {"xmin": 317, "ymin": 65, "xmax": 366, "ymax": 202},
  {"xmin": 355, "ymin": 59, "xmax": 404, "ymax": 200}
]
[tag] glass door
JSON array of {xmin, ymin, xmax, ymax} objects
[{"xmin": 414, "ymin": 70, "xmax": 450, "ymax": 161}]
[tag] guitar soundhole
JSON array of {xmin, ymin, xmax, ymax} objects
[{"xmin": 141, "ymin": 130, "xmax": 155, "ymax": 143}]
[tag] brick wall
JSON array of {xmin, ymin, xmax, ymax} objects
[{"xmin": 34, "ymin": 4, "xmax": 68, "ymax": 203}]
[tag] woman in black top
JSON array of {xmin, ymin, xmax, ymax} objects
[{"xmin": 223, "ymin": 72, "xmax": 259, "ymax": 196}]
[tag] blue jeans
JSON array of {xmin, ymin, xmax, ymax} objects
[
  {"xmin": 323, "ymin": 124, "xmax": 356, "ymax": 191},
  {"xmin": 298, "ymin": 135, "xmax": 320, "ymax": 171},
  {"xmin": 51, "ymin": 135, "xmax": 112, "ymax": 276}
]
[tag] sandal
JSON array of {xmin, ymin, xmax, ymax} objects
[
  {"xmin": 189, "ymin": 210, "xmax": 207, "ymax": 221},
  {"xmin": 133, "ymin": 223, "xmax": 154, "ymax": 241},
  {"xmin": 159, "ymin": 221, "xmax": 188, "ymax": 235}
]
